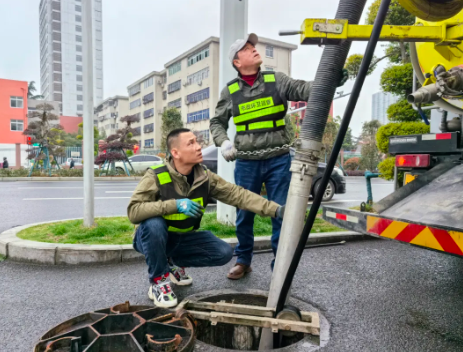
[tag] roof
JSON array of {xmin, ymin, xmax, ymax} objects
[
  {"xmin": 164, "ymin": 35, "xmax": 298, "ymax": 68},
  {"xmin": 127, "ymin": 71, "xmax": 164, "ymax": 89},
  {"xmin": 95, "ymin": 95, "xmax": 129, "ymax": 109}
]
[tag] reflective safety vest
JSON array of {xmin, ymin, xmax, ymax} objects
[
  {"xmin": 227, "ymin": 72, "xmax": 287, "ymax": 135},
  {"xmin": 151, "ymin": 164, "xmax": 209, "ymax": 233}
]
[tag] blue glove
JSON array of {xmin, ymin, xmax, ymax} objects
[{"xmin": 176, "ymin": 199, "xmax": 204, "ymax": 218}]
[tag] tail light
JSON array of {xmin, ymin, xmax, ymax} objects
[{"xmin": 395, "ymin": 154, "xmax": 430, "ymax": 168}]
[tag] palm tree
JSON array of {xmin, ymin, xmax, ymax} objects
[{"xmin": 28, "ymin": 81, "xmax": 44, "ymax": 100}]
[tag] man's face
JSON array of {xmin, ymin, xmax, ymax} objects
[
  {"xmin": 234, "ymin": 42, "xmax": 262, "ymax": 72},
  {"xmin": 171, "ymin": 132, "xmax": 203, "ymax": 165}
]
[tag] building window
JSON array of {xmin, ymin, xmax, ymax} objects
[
  {"xmin": 168, "ymin": 98, "xmax": 181, "ymax": 109},
  {"xmin": 77, "ymin": 95, "xmax": 83, "ymax": 101},
  {"xmin": 162, "ymin": 91, "xmax": 167, "ymax": 100},
  {"xmin": 75, "ymin": 5, "xmax": 81, "ymax": 12},
  {"xmin": 76, "ymin": 25, "xmax": 82, "ymax": 32},
  {"xmin": 168, "ymin": 61, "xmax": 181, "ymax": 76},
  {"xmin": 76, "ymin": 35, "xmax": 82, "ymax": 42},
  {"xmin": 187, "ymin": 47, "xmax": 209, "ymax": 66},
  {"xmin": 76, "ymin": 45, "xmax": 82, "ymax": 52},
  {"xmin": 77, "ymin": 104, "xmax": 83, "ymax": 111},
  {"xmin": 143, "ymin": 92, "xmax": 154, "ymax": 104},
  {"xmin": 265, "ymin": 66, "xmax": 274, "ymax": 71},
  {"xmin": 143, "ymin": 76, "xmax": 154, "ymax": 88},
  {"xmin": 10, "ymin": 96, "xmax": 24, "ymax": 108},
  {"xmin": 133, "ymin": 126, "xmax": 141, "ymax": 136},
  {"xmin": 10, "ymin": 119, "xmax": 24, "ymax": 131},
  {"xmin": 128, "ymin": 84, "xmax": 141, "ymax": 96},
  {"xmin": 75, "ymin": 15, "xmax": 81, "ymax": 22},
  {"xmin": 144, "ymin": 123, "xmax": 154, "ymax": 133},
  {"xmin": 144, "ymin": 138, "xmax": 154, "ymax": 148},
  {"xmin": 168, "ymin": 80, "xmax": 181, "ymax": 94},
  {"xmin": 266, "ymin": 45, "xmax": 274, "ymax": 58},
  {"xmin": 76, "ymin": 65, "xmax": 82, "ymax": 72},
  {"xmin": 130, "ymin": 99, "xmax": 141, "ymax": 110},
  {"xmin": 77, "ymin": 75, "xmax": 82, "ymax": 82},
  {"xmin": 187, "ymin": 67, "xmax": 209, "ymax": 85},
  {"xmin": 186, "ymin": 88, "xmax": 209, "ymax": 104},
  {"xmin": 187, "ymin": 109, "xmax": 210, "ymax": 123},
  {"xmin": 76, "ymin": 55, "xmax": 82, "ymax": 62},
  {"xmin": 143, "ymin": 108, "xmax": 154, "ymax": 118}
]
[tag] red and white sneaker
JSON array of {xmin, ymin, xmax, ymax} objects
[
  {"xmin": 170, "ymin": 266, "xmax": 193, "ymax": 286},
  {"xmin": 148, "ymin": 275, "xmax": 177, "ymax": 308}
]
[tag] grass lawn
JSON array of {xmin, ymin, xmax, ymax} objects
[
  {"xmin": 0, "ymin": 255, "xmax": 4, "ymax": 262},
  {"xmin": 17, "ymin": 211, "xmax": 344, "ymax": 245}
]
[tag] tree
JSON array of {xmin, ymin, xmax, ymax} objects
[
  {"xmin": 161, "ymin": 108, "xmax": 184, "ymax": 151},
  {"xmin": 27, "ymin": 81, "xmax": 44, "ymax": 100},
  {"xmin": 344, "ymin": 54, "xmax": 378, "ymax": 79},
  {"xmin": 360, "ymin": 120, "xmax": 382, "ymax": 171},
  {"xmin": 344, "ymin": 157, "xmax": 360, "ymax": 170},
  {"xmin": 380, "ymin": 63, "xmax": 414, "ymax": 96},
  {"xmin": 23, "ymin": 103, "xmax": 65, "ymax": 164},
  {"xmin": 342, "ymin": 125, "xmax": 355, "ymax": 150},
  {"xmin": 62, "ymin": 133, "xmax": 82, "ymax": 147},
  {"xmin": 77, "ymin": 123, "xmax": 101, "ymax": 156},
  {"xmin": 322, "ymin": 116, "xmax": 340, "ymax": 161},
  {"xmin": 386, "ymin": 99, "xmax": 423, "ymax": 122}
]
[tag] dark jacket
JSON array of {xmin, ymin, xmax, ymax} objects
[{"xmin": 2, "ymin": 160, "xmax": 8, "ymax": 169}]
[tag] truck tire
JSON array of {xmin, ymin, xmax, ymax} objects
[{"xmin": 314, "ymin": 179, "xmax": 335, "ymax": 202}]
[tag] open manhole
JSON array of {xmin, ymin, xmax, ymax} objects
[
  {"xmin": 181, "ymin": 289, "xmax": 329, "ymax": 352},
  {"xmin": 34, "ymin": 302, "xmax": 196, "ymax": 352}
]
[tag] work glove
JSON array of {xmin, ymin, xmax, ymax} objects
[
  {"xmin": 337, "ymin": 68, "xmax": 349, "ymax": 87},
  {"xmin": 220, "ymin": 140, "xmax": 237, "ymax": 162},
  {"xmin": 176, "ymin": 199, "xmax": 204, "ymax": 218},
  {"xmin": 276, "ymin": 205, "xmax": 286, "ymax": 220}
]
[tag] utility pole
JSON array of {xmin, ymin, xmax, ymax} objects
[
  {"xmin": 82, "ymin": 0, "xmax": 95, "ymax": 227},
  {"xmin": 216, "ymin": 0, "xmax": 248, "ymax": 225}
]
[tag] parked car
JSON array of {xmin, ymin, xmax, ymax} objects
[
  {"xmin": 114, "ymin": 154, "xmax": 163, "ymax": 173},
  {"xmin": 201, "ymin": 145, "xmax": 346, "ymax": 201}
]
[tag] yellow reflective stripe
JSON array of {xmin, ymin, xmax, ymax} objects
[
  {"xmin": 237, "ymin": 119, "xmax": 286, "ymax": 132},
  {"xmin": 164, "ymin": 213, "xmax": 189, "ymax": 220},
  {"xmin": 276, "ymin": 119, "xmax": 285, "ymax": 127},
  {"xmin": 150, "ymin": 164, "xmax": 165, "ymax": 170},
  {"xmin": 236, "ymin": 125, "xmax": 246, "ymax": 132},
  {"xmin": 228, "ymin": 82, "xmax": 240, "ymax": 95},
  {"xmin": 238, "ymin": 97, "xmax": 274, "ymax": 114},
  {"xmin": 233, "ymin": 104, "xmax": 285, "ymax": 124},
  {"xmin": 168, "ymin": 226, "xmax": 194, "ymax": 233},
  {"xmin": 264, "ymin": 74, "xmax": 276, "ymax": 83},
  {"xmin": 157, "ymin": 172, "xmax": 172, "ymax": 185}
]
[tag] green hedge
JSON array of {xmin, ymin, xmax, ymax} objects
[
  {"xmin": 376, "ymin": 122, "xmax": 430, "ymax": 154},
  {"xmin": 378, "ymin": 157, "xmax": 395, "ymax": 181}
]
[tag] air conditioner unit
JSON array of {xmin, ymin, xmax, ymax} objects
[
  {"xmin": 197, "ymin": 80, "xmax": 202, "ymax": 86},
  {"xmin": 183, "ymin": 80, "xmax": 188, "ymax": 87}
]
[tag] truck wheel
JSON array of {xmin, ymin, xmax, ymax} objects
[{"xmin": 314, "ymin": 179, "xmax": 335, "ymax": 202}]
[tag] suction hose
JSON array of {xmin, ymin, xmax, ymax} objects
[{"xmin": 274, "ymin": 0, "xmax": 393, "ymax": 329}]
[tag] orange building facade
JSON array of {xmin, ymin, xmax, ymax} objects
[{"xmin": 0, "ymin": 79, "xmax": 28, "ymax": 144}]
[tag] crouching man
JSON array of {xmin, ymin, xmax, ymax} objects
[{"xmin": 127, "ymin": 128, "xmax": 284, "ymax": 308}]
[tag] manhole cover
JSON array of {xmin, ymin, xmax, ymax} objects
[{"xmin": 34, "ymin": 301, "xmax": 196, "ymax": 352}]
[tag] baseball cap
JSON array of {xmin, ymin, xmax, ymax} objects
[{"xmin": 228, "ymin": 33, "xmax": 259, "ymax": 64}]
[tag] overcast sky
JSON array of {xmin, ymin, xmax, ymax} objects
[{"xmin": 0, "ymin": 0, "xmax": 385, "ymax": 137}]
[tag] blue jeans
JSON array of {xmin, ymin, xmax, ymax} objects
[
  {"xmin": 234, "ymin": 153, "xmax": 291, "ymax": 267},
  {"xmin": 133, "ymin": 217, "xmax": 233, "ymax": 283}
]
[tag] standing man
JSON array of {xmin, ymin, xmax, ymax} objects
[
  {"xmin": 69, "ymin": 158, "xmax": 75, "ymax": 169},
  {"xmin": 2, "ymin": 157, "xmax": 8, "ymax": 169},
  {"xmin": 210, "ymin": 33, "xmax": 348, "ymax": 280},
  {"xmin": 128, "ymin": 128, "xmax": 285, "ymax": 308}
]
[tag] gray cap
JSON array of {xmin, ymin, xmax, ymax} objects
[{"xmin": 228, "ymin": 33, "xmax": 258, "ymax": 64}]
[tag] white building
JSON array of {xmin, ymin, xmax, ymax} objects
[
  {"xmin": 371, "ymin": 91, "xmax": 399, "ymax": 125},
  {"xmin": 124, "ymin": 36, "xmax": 297, "ymax": 150},
  {"xmin": 94, "ymin": 96, "xmax": 129, "ymax": 138},
  {"xmin": 39, "ymin": 0, "xmax": 104, "ymax": 117}
]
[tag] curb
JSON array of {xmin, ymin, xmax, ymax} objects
[
  {"xmin": 0, "ymin": 177, "xmax": 143, "ymax": 182},
  {"xmin": 0, "ymin": 219, "xmax": 364, "ymax": 265}
]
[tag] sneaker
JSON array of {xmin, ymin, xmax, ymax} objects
[
  {"xmin": 148, "ymin": 276, "xmax": 178, "ymax": 308},
  {"xmin": 170, "ymin": 266, "xmax": 193, "ymax": 286}
]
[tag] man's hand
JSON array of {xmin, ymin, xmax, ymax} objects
[
  {"xmin": 337, "ymin": 68, "xmax": 349, "ymax": 87},
  {"xmin": 221, "ymin": 140, "xmax": 237, "ymax": 162},
  {"xmin": 176, "ymin": 199, "xmax": 204, "ymax": 218},
  {"xmin": 276, "ymin": 205, "xmax": 285, "ymax": 220}
]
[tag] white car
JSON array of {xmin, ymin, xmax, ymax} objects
[
  {"xmin": 114, "ymin": 154, "xmax": 163, "ymax": 173},
  {"xmin": 61, "ymin": 158, "xmax": 99, "ymax": 170}
]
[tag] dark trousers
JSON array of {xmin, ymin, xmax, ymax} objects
[
  {"xmin": 133, "ymin": 217, "xmax": 233, "ymax": 283},
  {"xmin": 234, "ymin": 153, "xmax": 291, "ymax": 266}
]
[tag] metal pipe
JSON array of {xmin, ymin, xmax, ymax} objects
[
  {"xmin": 259, "ymin": 0, "xmax": 367, "ymax": 349},
  {"xmin": 365, "ymin": 171, "xmax": 380, "ymax": 205},
  {"xmin": 273, "ymin": 0, "xmax": 392, "ymax": 343}
]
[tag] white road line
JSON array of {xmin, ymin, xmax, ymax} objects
[
  {"xmin": 23, "ymin": 197, "xmax": 131, "ymax": 200},
  {"xmin": 105, "ymin": 191, "xmax": 133, "ymax": 193}
]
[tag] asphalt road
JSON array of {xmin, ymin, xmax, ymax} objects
[{"xmin": 0, "ymin": 177, "xmax": 394, "ymax": 235}]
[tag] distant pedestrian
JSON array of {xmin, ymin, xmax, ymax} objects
[
  {"xmin": 2, "ymin": 157, "xmax": 8, "ymax": 169},
  {"xmin": 70, "ymin": 159, "xmax": 75, "ymax": 169}
]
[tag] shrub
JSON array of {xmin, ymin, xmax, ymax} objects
[
  {"xmin": 376, "ymin": 122, "xmax": 430, "ymax": 154},
  {"xmin": 378, "ymin": 157, "xmax": 395, "ymax": 181},
  {"xmin": 346, "ymin": 170, "xmax": 365, "ymax": 176},
  {"xmin": 344, "ymin": 157, "xmax": 360, "ymax": 170}
]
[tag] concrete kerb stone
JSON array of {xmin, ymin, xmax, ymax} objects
[{"xmin": 0, "ymin": 219, "xmax": 363, "ymax": 265}]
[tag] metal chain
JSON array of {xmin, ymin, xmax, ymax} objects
[{"xmin": 236, "ymin": 143, "xmax": 294, "ymax": 157}]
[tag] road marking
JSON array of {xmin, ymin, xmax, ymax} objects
[
  {"xmin": 23, "ymin": 197, "xmax": 131, "ymax": 200},
  {"xmin": 105, "ymin": 191, "xmax": 133, "ymax": 193}
]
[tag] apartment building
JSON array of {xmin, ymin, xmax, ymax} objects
[
  {"xmin": 124, "ymin": 36, "xmax": 297, "ymax": 149},
  {"xmin": 39, "ymin": 0, "xmax": 104, "ymax": 117},
  {"xmin": 372, "ymin": 91, "xmax": 399, "ymax": 125},
  {"xmin": 94, "ymin": 96, "xmax": 129, "ymax": 138}
]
